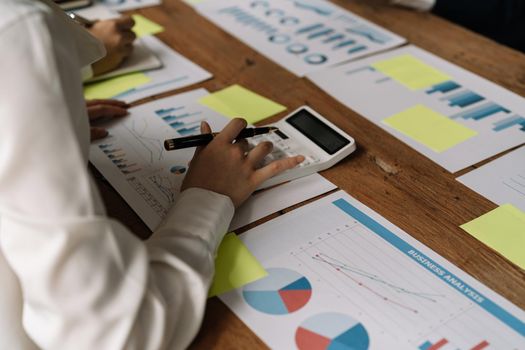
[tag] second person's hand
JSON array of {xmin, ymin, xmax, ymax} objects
[
  {"xmin": 181, "ymin": 119, "xmax": 305, "ymax": 208},
  {"xmin": 89, "ymin": 16, "xmax": 137, "ymax": 76}
]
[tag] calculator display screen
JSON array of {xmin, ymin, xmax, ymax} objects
[{"xmin": 286, "ymin": 109, "xmax": 350, "ymax": 155}]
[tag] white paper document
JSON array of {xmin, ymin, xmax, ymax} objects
[
  {"xmin": 307, "ymin": 45, "xmax": 525, "ymax": 172},
  {"xmin": 87, "ymin": 38, "xmax": 163, "ymax": 82},
  {"xmin": 220, "ymin": 191, "xmax": 525, "ymax": 349},
  {"xmin": 195, "ymin": 0, "xmax": 406, "ymax": 76},
  {"xmin": 230, "ymin": 173, "xmax": 337, "ymax": 231},
  {"xmin": 94, "ymin": 0, "xmax": 162, "ymax": 12},
  {"xmin": 113, "ymin": 36, "xmax": 212, "ymax": 103},
  {"xmin": 457, "ymin": 146, "xmax": 525, "ymax": 212},
  {"xmin": 90, "ymin": 89, "xmax": 338, "ymax": 231},
  {"xmin": 71, "ymin": 3, "xmax": 120, "ymax": 20},
  {"xmin": 90, "ymin": 89, "xmax": 226, "ymax": 229}
]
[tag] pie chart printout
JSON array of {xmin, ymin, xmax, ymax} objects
[
  {"xmin": 295, "ymin": 312, "xmax": 370, "ymax": 350},
  {"xmin": 242, "ymin": 268, "xmax": 312, "ymax": 315}
]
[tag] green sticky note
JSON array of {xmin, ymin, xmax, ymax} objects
[
  {"xmin": 383, "ymin": 105, "xmax": 477, "ymax": 153},
  {"xmin": 209, "ymin": 233, "xmax": 268, "ymax": 297},
  {"xmin": 198, "ymin": 85, "xmax": 287, "ymax": 124},
  {"xmin": 84, "ymin": 72, "xmax": 151, "ymax": 100},
  {"xmin": 132, "ymin": 14, "xmax": 164, "ymax": 38},
  {"xmin": 372, "ymin": 54, "xmax": 451, "ymax": 90},
  {"xmin": 461, "ymin": 204, "xmax": 525, "ymax": 269}
]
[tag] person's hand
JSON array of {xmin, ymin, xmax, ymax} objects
[
  {"xmin": 182, "ymin": 119, "xmax": 305, "ymax": 208},
  {"xmin": 86, "ymin": 99, "xmax": 130, "ymax": 141},
  {"xmin": 88, "ymin": 16, "xmax": 136, "ymax": 76}
]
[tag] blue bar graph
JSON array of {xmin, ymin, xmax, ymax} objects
[
  {"xmin": 178, "ymin": 125, "xmax": 200, "ymax": 136},
  {"xmin": 451, "ymin": 102, "xmax": 510, "ymax": 120},
  {"xmin": 493, "ymin": 115, "xmax": 525, "ymax": 132},
  {"xmin": 445, "ymin": 90, "xmax": 485, "ymax": 108},
  {"xmin": 296, "ymin": 23, "xmax": 324, "ymax": 34},
  {"xmin": 307, "ymin": 28, "xmax": 335, "ymax": 40},
  {"xmin": 322, "ymin": 34, "xmax": 345, "ymax": 44},
  {"xmin": 155, "ymin": 107, "xmax": 184, "ymax": 118},
  {"xmin": 426, "ymin": 81, "xmax": 461, "ymax": 94},
  {"xmin": 99, "ymin": 143, "xmax": 141, "ymax": 174},
  {"xmin": 348, "ymin": 45, "xmax": 367, "ymax": 54},
  {"xmin": 345, "ymin": 24, "xmax": 392, "ymax": 44},
  {"xmin": 333, "ymin": 39, "xmax": 356, "ymax": 49}
]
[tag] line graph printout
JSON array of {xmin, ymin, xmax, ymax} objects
[
  {"xmin": 457, "ymin": 146, "xmax": 525, "ymax": 212},
  {"xmin": 307, "ymin": 45, "xmax": 525, "ymax": 172},
  {"xmin": 220, "ymin": 191, "xmax": 525, "ymax": 349},
  {"xmin": 194, "ymin": 0, "xmax": 406, "ymax": 76},
  {"xmin": 90, "ymin": 89, "xmax": 229, "ymax": 229}
]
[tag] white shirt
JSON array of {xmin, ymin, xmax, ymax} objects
[{"xmin": 0, "ymin": 1, "xmax": 234, "ymax": 349}]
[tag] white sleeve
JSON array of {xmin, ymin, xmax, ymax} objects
[
  {"xmin": 391, "ymin": 0, "xmax": 436, "ymax": 11},
  {"xmin": 0, "ymin": 7, "xmax": 234, "ymax": 350},
  {"xmin": 81, "ymin": 65, "xmax": 94, "ymax": 82}
]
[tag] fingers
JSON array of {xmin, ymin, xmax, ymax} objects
[
  {"xmin": 246, "ymin": 141, "xmax": 273, "ymax": 166},
  {"xmin": 194, "ymin": 121, "xmax": 212, "ymax": 157},
  {"xmin": 119, "ymin": 31, "xmax": 137, "ymax": 46},
  {"xmin": 86, "ymin": 99, "xmax": 129, "ymax": 108},
  {"xmin": 90, "ymin": 127, "xmax": 109, "ymax": 141},
  {"xmin": 116, "ymin": 15, "xmax": 135, "ymax": 30},
  {"xmin": 88, "ymin": 104, "xmax": 129, "ymax": 121},
  {"xmin": 251, "ymin": 155, "xmax": 305, "ymax": 185},
  {"xmin": 215, "ymin": 118, "xmax": 247, "ymax": 144}
]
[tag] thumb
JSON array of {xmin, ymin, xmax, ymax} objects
[{"xmin": 193, "ymin": 121, "xmax": 212, "ymax": 157}]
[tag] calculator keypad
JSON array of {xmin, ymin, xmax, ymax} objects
[{"xmin": 247, "ymin": 133, "xmax": 320, "ymax": 169}]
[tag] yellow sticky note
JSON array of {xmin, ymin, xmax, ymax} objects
[
  {"xmin": 84, "ymin": 72, "xmax": 151, "ymax": 100},
  {"xmin": 132, "ymin": 14, "xmax": 164, "ymax": 38},
  {"xmin": 461, "ymin": 204, "xmax": 525, "ymax": 269},
  {"xmin": 383, "ymin": 105, "xmax": 477, "ymax": 153},
  {"xmin": 198, "ymin": 85, "xmax": 286, "ymax": 124},
  {"xmin": 372, "ymin": 54, "xmax": 451, "ymax": 90},
  {"xmin": 209, "ymin": 233, "xmax": 268, "ymax": 297}
]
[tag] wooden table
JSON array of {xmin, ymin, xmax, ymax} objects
[{"xmin": 91, "ymin": 1, "xmax": 525, "ymax": 348}]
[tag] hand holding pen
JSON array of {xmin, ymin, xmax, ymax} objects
[
  {"xmin": 180, "ymin": 119, "xmax": 304, "ymax": 207},
  {"xmin": 164, "ymin": 126, "xmax": 279, "ymax": 150}
]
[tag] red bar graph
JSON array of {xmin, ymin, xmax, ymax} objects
[
  {"xmin": 428, "ymin": 339, "xmax": 448, "ymax": 350},
  {"xmin": 471, "ymin": 340, "xmax": 490, "ymax": 350}
]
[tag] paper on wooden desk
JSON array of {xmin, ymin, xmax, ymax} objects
[{"xmin": 230, "ymin": 173, "xmax": 337, "ymax": 231}]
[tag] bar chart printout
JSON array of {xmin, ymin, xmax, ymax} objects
[
  {"xmin": 457, "ymin": 146, "xmax": 525, "ymax": 212},
  {"xmin": 195, "ymin": 0, "xmax": 406, "ymax": 76},
  {"xmin": 307, "ymin": 45, "xmax": 525, "ymax": 172},
  {"xmin": 89, "ymin": 89, "xmax": 230, "ymax": 230},
  {"xmin": 220, "ymin": 191, "xmax": 525, "ymax": 349}
]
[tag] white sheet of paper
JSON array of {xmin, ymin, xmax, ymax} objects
[
  {"xmin": 195, "ymin": 0, "xmax": 406, "ymax": 76},
  {"xmin": 112, "ymin": 36, "xmax": 212, "ymax": 103},
  {"xmin": 71, "ymin": 3, "xmax": 119, "ymax": 20},
  {"xmin": 307, "ymin": 45, "xmax": 525, "ymax": 173},
  {"xmin": 229, "ymin": 173, "xmax": 337, "ymax": 231},
  {"xmin": 87, "ymin": 38, "xmax": 163, "ymax": 82},
  {"xmin": 90, "ymin": 89, "xmax": 228, "ymax": 229},
  {"xmin": 457, "ymin": 146, "xmax": 525, "ymax": 211},
  {"xmin": 94, "ymin": 0, "xmax": 161, "ymax": 12},
  {"xmin": 220, "ymin": 190, "xmax": 525, "ymax": 349}
]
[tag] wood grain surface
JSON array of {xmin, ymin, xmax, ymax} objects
[{"xmin": 91, "ymin": 1, "xmax": 525, "ymax": 348}]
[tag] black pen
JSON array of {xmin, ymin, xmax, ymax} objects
[{"xmin": 164, "ymin": 127, "xmax": 279, "ymax": 151}]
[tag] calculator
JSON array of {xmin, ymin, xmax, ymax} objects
[{"xmin": 250, "ymin": 106, "xmax": 357, "ymax": 190}]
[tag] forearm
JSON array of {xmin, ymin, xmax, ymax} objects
[{"xmin": 0, "ymin": 188, "xmax": 233, "ymax": 349}]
